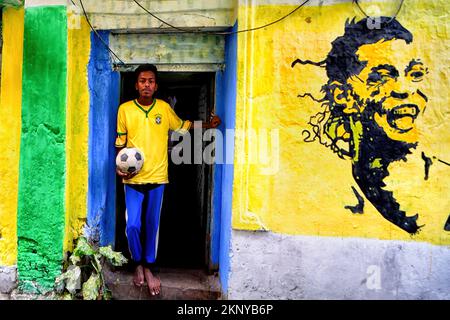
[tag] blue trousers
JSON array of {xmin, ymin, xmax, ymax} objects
[{"xmin": 124, "ymin": 183, "xmax": 165, "ymax": 264}]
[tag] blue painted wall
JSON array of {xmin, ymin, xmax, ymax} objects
[
  {"xmin": 210, "ymin": 72, "xmax": 223, "ymax": 269},
  {"xmin": 87, "ymin": 30, "xmax": 120, "ymax": 246},
  {"xmin": 217, "ymin": 23, "xmax": 237, "ymax": 295}
]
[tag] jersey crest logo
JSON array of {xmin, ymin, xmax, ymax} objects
[{"xmin": 155, "ymin": 114, "xmax": 162, "ymax": 125}]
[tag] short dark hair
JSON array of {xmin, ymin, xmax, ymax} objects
[
  {"xmin": 134, "ymin": 64, "xmax": 158, "ymax": 83},
  {"xmin": 326, "ymin": 17, "xmax": 413, "ymax": 83}
]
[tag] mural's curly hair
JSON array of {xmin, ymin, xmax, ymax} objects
[{"xmin": 299, "ymin": 83, "xmax": 354, "ymax": 159}]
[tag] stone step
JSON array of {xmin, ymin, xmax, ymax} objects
[{"xmin": 104, "ymin": 267, "xmax": 222, "ymax": 300}]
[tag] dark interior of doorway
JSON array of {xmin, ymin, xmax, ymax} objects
[{"xmin": 116, "ymin": 71, "xmax": 215, "ymax": 270}]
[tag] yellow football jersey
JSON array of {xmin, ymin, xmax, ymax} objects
[{"xmin": 115, "ymin": 99, "xmax": 191, "ymax": 184}]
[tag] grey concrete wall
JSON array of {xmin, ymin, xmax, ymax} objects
[
  {"xmin": 228, "ymin": 230, "xmax": 450, "ymax": 299},
  {"xmin": 0, "ymin": 266, "xmax": 17, "ymax": 294}
]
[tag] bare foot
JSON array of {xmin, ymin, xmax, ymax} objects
[
  {"xmin": 144, "ymin": 267, "xmax": 161, "ymax": 296},
  {"xmin": 133, "ymin": 265, "xmax": 145, "ymax": 287}
]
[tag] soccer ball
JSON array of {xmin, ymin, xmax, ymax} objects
[{"xmin": 116, "ymin": 147, "xmax": 144, "ymax": 174}]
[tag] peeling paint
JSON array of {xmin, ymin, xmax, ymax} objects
[{"xmin": 75, "ymin": 0, "xmax": 236, "ymax": 31}]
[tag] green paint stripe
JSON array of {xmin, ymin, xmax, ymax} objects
[
  {"xmin": 178, "ymin": 120, "xmax": 185, "ymax": 131},
  {"xmin": 133, "ymin": 99, "xmax": 156, "ymax": 118},
  {"xmin": 17, "ymin": 6, "xmax": 67, "ymax": 293}
]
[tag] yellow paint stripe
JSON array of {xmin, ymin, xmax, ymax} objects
[
  {"xmin": 64, "ymin": 14, "xmax": 91, "ymax": 252},
  {"xmin": 0, "ymin": 7, "xmax": 24, "ymax": 266}
]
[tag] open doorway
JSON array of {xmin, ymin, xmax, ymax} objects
[{"xmin": 115, "ymin": 71, "xmax": 216, "ymax": 270}]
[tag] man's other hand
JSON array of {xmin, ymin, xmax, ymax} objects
[
  {"xmin": 209, "ymin": 114, "xmax": 221, "ymax": 128},
  {"xmin": 116, "ymin": 167, "xmax": 137, "ymax": 180}
]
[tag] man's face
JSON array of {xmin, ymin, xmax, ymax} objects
[
  {"xmin": 347, "ymin": 39, "xmax": 428, "ymax": 143},
  {"xmin": 135, "ymin": 70, "xmax": 158, "ymax": 100}
]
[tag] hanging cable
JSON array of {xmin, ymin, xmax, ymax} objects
[
  {"xmin": 133, "ymin": 0, "xmax": 311, "ymax": 35},
  {"xmin": 353, "ymin": 0, "xmax": 405, "ymax": 23},
  {"xmin": 74, "ymin": 0, "xmax": 311, "ymax": 65},
  {"xmin": 78, "ymin": 0, "xmax": 125, "ymax": 65}
]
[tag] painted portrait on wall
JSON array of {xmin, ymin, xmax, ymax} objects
[
  {"xmin": 290, "ymin": 16, "xmax": 450, "ymax": 237},
  {"xmin": 291, "ymin": 17, "xmax": 447, "ymax": 234},
  {"xmin": 234, "ymin": 1, "xmax": 449, "ymax": 244}
]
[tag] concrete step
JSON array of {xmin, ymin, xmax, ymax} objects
[{"xmin": 104, "ymin": 267, "xmax": 222, "ymax": 300}]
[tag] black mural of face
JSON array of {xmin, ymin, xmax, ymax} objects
[
  {"xmin": 293, "ymin": 19, "xmax": 431, "ymax": 234},
  {"xmin": 346, "ymin": 40, "xmax": 428, "ymax": 145},
  {"xmin": 352, "ymin": 99, "xmax": 421, "ymax": 233},
  {"xmin": 344, "ymin": 39, "xmax": 428, "ymax": 234}
]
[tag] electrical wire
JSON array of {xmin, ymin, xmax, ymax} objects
[
  {"xmin": 78, "ymin": 0, "xmax": 125, "ymax": 64},
  {"xmin": 353, "ymin": 0, "xmax": 405, "ymax": 23},
  {"xmin": 133, "ymin": 0, "xmax": 311, "ymax": 35},
  {"xmin": 75, "ymin": 0, "xmax": 311, "ymax": 65}
]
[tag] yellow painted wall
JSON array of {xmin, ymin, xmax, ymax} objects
[
  {"xmin": 233, "ymin": 0, "xmax": 450, "ymax": 245},
  {"xmin": 0, "ymin": 7, "xmax": 24, "ymax": 266},
  {"xmin": 64, "ymin": 13, "xmax": 90, "ymax": 252}
]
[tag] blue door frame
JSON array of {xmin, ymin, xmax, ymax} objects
[{"xmin": 86, "ymin": 25, "xmax": 237, "ymax": 294}]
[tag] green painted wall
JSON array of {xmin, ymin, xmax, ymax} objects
[{"xmin": 17, "ymin": 5, "xmax": 67, "ymax": 293}]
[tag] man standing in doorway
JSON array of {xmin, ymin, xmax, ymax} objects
[{"xmin": 115, "ymin": 64, "xmax": 221, "ymax": 296}]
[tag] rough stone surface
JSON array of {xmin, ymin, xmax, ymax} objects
[
  {"xmin": 9, "ymin": 289, "xmax": 57, "ymax": 300},
  {"xmin": 0, "ymin": 266, "xmax": 17, "ymax": 294},
  {"xmin": 104, "ymin": 266, "xmax": 222, "ymax": 300},
  {"xmin": 228, "ymin": 230, "xmax": 450, "ymax": 299},
  {"xmin": 0, "ymin": 293, "xmax": 10, "ymax": 300},
  {"xmin": 17, "ymin": 5, "xmax": 67, "ymax": 292}
]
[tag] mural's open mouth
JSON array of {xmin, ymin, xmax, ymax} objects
[{"xmin": 386, "ymin": 104, "xmax": 420, "ymax": 132}]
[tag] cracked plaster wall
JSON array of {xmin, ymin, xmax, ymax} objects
[{"xmin": 16, "ymin": 5, "xmax": 67, "ymax": 293}]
